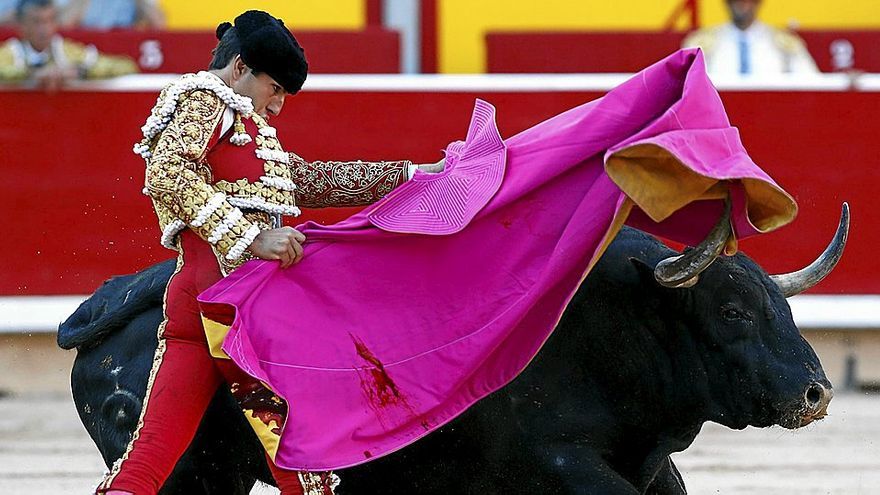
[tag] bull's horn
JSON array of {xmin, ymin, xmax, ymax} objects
[
  {"xmin": 770, "ymin": 203, "xmax": 850, "ymax": 298},
  {"xmin": 654, "ymin": 198, "xmax": 732, "ymax": 288}
]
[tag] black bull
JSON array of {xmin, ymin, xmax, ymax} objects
[{"xmin": 59, "ymin": 225, "xmax": 842, "ymax": 494}]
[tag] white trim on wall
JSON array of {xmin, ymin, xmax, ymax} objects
[{"xmin": 1, "ymin": 294, "xmax": 877, "ymax": 334}]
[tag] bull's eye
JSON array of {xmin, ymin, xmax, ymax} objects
[
  {"xmin": 721, "ymin": 304, "xmax": 753, "ymax": 324},
  {"xmin": 722, "ymin": 308, "xmax": 739, "ymax": 321}
]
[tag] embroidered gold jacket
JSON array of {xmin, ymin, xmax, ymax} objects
[
  {"xmin": 138, "ymin": 74, "xmax": 412, "ymax": 270},
  {"xmin": 0, "ymin": 35, "xmax": 137, "ymax": 81}
]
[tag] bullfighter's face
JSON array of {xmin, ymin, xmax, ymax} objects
[{"xmin": 229, "ymin": 55, "xmax": 289, "ymax": 120}]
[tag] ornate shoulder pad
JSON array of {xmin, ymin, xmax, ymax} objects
[{"xmin": 134, "ymin": 71, "xmax": 255, "ymax": 159}]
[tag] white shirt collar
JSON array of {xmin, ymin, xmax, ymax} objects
[
  {"xmin": 201, "ymin": 71, "xmax": 237, "ymax": 136},
  {"xmin": 220, "ymin": 107, "xmax": 235, "ymax": 137},
  {"xmin": 724, "ymin": 20, "xmax": 769, "ymax": 40},
  {"xmin": 20, "ymin": 35, "xmax": 66, "ymax": 67}
]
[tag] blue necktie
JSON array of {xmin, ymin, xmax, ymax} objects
[{"xmin": 739, "ymin": 34, "xmax": 751, "ymax": 74}]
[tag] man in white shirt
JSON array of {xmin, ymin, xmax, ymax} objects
[{"xmin": 682, "ymin": 0, "xmax": 818, "ymax": 75}]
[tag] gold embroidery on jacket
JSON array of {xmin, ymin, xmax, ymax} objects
[
  {"xmin": 139, "ymin": 74, "xmax": 413, "ymax": 271},
  {"xmin": 213, "ymin": 211, "xmax": 272, "ymax": 275},
  {"xmin": 289, "ymin": 152, "xmax": 411, "ymax": 208},
  {"xmin": 142, "ymin": 87, "xmax": 258, "ymax": 260}
]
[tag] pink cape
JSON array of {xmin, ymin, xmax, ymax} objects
[{"xmin": 198, "ymin": 49, "xmax": 796, "ymax": 470}]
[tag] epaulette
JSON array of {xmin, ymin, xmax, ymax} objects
[
  {"xmin": 771, "ymin": 28, "xmax": 806, "ymax": 55},
  {"xmin": 682, "ymin": 26, "xmax": 722, "ymax": 55},
  {"xmin": 133, "ymin": 72, "xmax": 255, "ymax": 160}
]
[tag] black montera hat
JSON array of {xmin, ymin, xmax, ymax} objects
[{"xmin": 216, "ymin": 10, "xmax": 308, "ymax": 94}]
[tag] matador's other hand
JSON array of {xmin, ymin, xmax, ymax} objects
[
  {"xmin": 417, "ymin": 158, "xmax": 446, "ymax": 174},
  {"xmin": 247, "ymin": 227, "xmax": 306, "ymax": 268}
]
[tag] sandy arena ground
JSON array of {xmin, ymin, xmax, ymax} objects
[{"xmin": 0, "ymin": 391, "xmax": 877, "ymax": 494}]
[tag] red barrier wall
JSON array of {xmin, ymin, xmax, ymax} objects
[
  {"xmin": 0, "ymin": 87, "xmax": 875, "ymax": 295},
  {"xmin": 487, "ymin": 30, "xmax": 880, "ymax": 73},
  {"xmin": 0, "ymin": 28, "xmax": 401, "ymax": 74},
  {"xmin": 798, "ymin": 30, "xmax": 880, "ymax": 73}
]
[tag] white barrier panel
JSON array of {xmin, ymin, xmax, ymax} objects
[
  {"xmin": 1, "ymin": 294, "xmax": 877, "ymax": 334},
  {"xmin": 0, "ymin": 296, "xmax": 86, "ymax": 334}
]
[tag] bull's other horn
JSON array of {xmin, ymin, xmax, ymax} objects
[
  {"xmin": 654, "ymin": 198, "xmax": 732, "ymax": 288},
  {"xmin": 771, "ymin": 203, "xmax": 850, "ymax": 298}
]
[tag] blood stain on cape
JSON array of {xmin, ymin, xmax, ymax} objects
[
  {"xmin": 352, "ymin": 334, "xmax": 404, "ymax": 407},
  {"xmin": 350, "ymin": 333, "xmax": 431, "ymax": 432}
]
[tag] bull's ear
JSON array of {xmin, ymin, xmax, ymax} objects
[
  {"xmin": 630, "ymin": 256, "xmax": 694, "ymax": 291},
  {"xmin": 629, "ymin": 258, "xmax": 679, "ymax": 318},
  {"xmin": 630, "ymin": 256, "xmax": 701, "ymax": 290}
]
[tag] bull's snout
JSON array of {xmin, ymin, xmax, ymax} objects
[{"xmin": 801, "ymin": 382, "xmax": 833, "ymax": 426}]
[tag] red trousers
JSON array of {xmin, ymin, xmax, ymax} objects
[{"xmin": 97, "ymin": 231, "xmax": 336, "ymax": 494}]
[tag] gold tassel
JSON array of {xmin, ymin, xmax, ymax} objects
[{"xmin": 230, "ymin": 113, "xmax": 252, "ymax": 146}]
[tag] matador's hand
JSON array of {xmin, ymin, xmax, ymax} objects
[
  {"xmin": 417, "ymin": 158, "xmax": 446, "ymax": 174},
  {"xmin": 247, "ymin": 227, "xmax": 306, "ymax": 268}
]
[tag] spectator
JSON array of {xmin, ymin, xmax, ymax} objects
[
  {"xmin": 683, "ymin": 0, "xmax": 818, "ymax": 75},
  {"xmin": 59, "ymin": 0, "xmax": 165, "ymax": 30},
  {"xmin": 0, "ymin": 0, "xmax": 138, "ymax": 88}
]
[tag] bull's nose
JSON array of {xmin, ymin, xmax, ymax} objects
[{"xmin": 803, "ymin": 382, "xmax": 833, "ymax": 421}]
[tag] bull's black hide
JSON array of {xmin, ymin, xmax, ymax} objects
[
  {"xmin": 59, "ymin": 260, "xmax": 272, "ymax": 492},
  {"xmin": 60, "ymin": 227, "xmax": 831, "ymax": 494}
]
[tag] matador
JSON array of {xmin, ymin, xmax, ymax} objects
[{"xmin": 96, "ymin": 10, "xmax": 443, "ymax": 495}]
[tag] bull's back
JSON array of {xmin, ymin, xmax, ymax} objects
[{"xmin": 57, "ymin": 259, "xmax": 176, "ymax": 351}]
